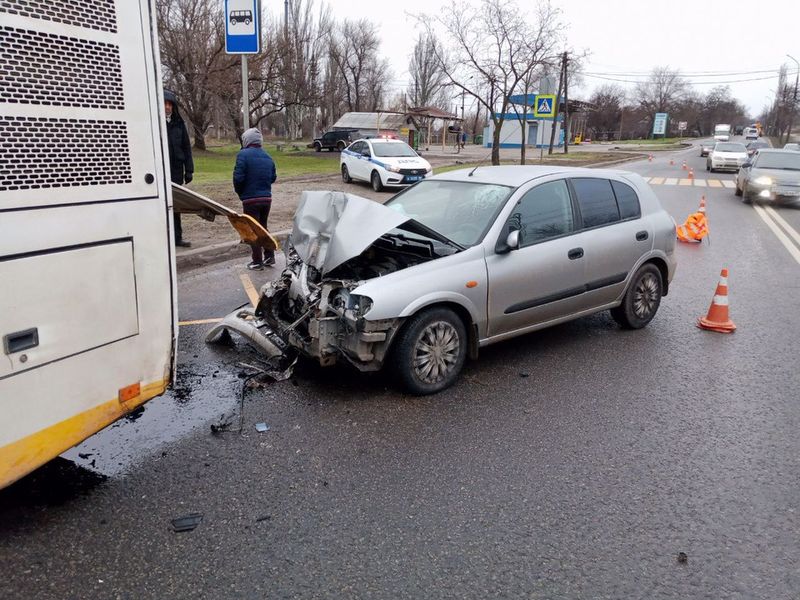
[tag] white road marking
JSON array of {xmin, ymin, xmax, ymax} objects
[
  {"xmin": 764, "ymin": 206, "xmax": 800, "ymax": 248},
  {"xmin": 694, "ymin": 179, "xmax": 707, "ymax": 187},
  {"xmin": 679, "ymin": 178, "xmax": 692, "ymax": 186},
  {"xmin": 708, "ymin": 179, "xmax": 722, "ymax": 188},
  {"xmin": 664, "ymin": 178, "xmax": 678, "ymax": 185},
  {"xmin": 753, "ymin": 204, "xmax": 800, "ymax": 266},
  {"xmin": 721, "ymin": 180, "xmax": 735, "ymax": 188},
  {"xmin": 650, "ymin": 177, "xmax": 665, "ymax": 184}
]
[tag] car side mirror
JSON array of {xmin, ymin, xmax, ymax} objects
[{"xmin": 496, "ymin": 229, "xmax": 520, "ymax": 254}]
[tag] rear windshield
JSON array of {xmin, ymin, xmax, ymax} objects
[
  {"xmin": 754, "ymin": 152, "xmax": 800, "ymax": 170},
  {"xmin": 715, "ymin": 143, "xmax": 746, "ymax": 152},
  {"xmin": 371, "ymin": 142, "xmax": 418, "ymax": 157}
]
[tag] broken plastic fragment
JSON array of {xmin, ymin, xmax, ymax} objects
[
  {"xmin": 255, "ymin": 422, "xmax": 270, "ymax": 433},
  {"xmin": 171, "ymin": 513, "xmax": 203, "ymax": 532}
]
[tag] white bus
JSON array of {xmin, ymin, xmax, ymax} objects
[{"xmin": 0, "ymin": 1, "xmax": 177, "ymax": 488}]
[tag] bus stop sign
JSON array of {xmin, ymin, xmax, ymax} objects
[{"xmin": 224, "ymin": 0, "xmax": 261, "ymax": 54}]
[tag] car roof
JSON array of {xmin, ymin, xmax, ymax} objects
[
  {"xmin": 429, "ymin": 165, "xmax": 644, "ymax": 187},
  {"xmin": 360, "ymin": 137, "xmax": 407, "ymax": 144}
]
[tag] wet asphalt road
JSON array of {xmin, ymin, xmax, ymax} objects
[{"xmin": 2, "ymin": 141, "xmax": 799, "ymax": 599}]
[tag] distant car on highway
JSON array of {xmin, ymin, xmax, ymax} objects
[
  {"xmin": 699, "ymin": 140, "xmax": 715, "ymax": 157},
  {"xmin": 735, "ymin": 149, "xmax": 800, "ymax": 203},
  {"xmin": 744, "ymin": 127, "xmax": 759, "ymax": 140},
  {"xmin": 341, "ymin": 137, "xmax": 432, "ymax": 192},
  {"xmin": 783, "ymin": 143, "xmax": 800, "ymax": 151},
  {"xmin": 746, "ymin": 140, "xmax": 770, "ymax": 157},
  {"xmin": 707, "ymin": 142, "xmax": 747, "ymax": 172}
]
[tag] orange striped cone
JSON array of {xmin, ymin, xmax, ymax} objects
[
  {"xmin": 697, "ymin": 269, "xmax": 736, "ymax": 333},
  {"xmin": 682, "ymin": 160, "xmax": 687, "ymax": 170},
  {"xmin": 648, "ymin": 154, "xmax": 653, "ymax": 162},
  {"xmin": 698, "ymin": 195, "xmax": 706, "ymax": 213},
  {"xmin": 688, "ymin": 168, "xmax": 694, "ymax": 180}
]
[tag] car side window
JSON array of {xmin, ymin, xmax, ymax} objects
[
  {"xmin": 610, "ymin": 181, "xmax": 641, "ymax": 220},
  {"xmin": 571, "ymin": 178, "xmax": 620, "ymax": 228},
  {"xmin": 350, "ymin": 141, "xmax": 363, "ymax": 154},
  {"xmin": 508, "ymin": 180, "xmax": 574, "ymax": 247}
]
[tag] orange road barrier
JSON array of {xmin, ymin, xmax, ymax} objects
[
  {"xmin": 676, "ymin": 205, "xmax": 708, "ymax": 243},
  {"xmin": 697, "ymin": 269, "xmax": 736, "ymax": 333}
]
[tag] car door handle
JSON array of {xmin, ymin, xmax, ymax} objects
[
  {"xmin": 3, "ymin": 327, "xmax": 39, "ymax": 355},
  {"xmin": 636, "ymin": 230, "xmax": 649, "ymax": 241},
  {"xmin": 567, "ymin": 248, "xmax": 584, "ymax": 260}
]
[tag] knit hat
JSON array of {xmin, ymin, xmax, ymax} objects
[{"xmin": 241, "ymin": 127, "xmax": 263, "ymax": 147}]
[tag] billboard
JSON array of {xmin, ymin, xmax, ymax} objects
[{"xmin": 653, "ymin": 113, "xmax": 668, "ymax": 135}]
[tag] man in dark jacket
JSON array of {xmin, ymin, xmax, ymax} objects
[
  {"xmin": 233, "ymin": 128, "xmax": 277, "ymax": 269},
  {"xmin": 164, "ymin": 89, "xmax": 194, "ymax": 247}
]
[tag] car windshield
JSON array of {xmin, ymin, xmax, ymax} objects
[
  {"xmin": 385, "ymin": 180, "xmax": 513, "ymax": 246},
  {"xmin": 754, "ymin": 152, "xmax": 800, "ymax": 170},
  {"xmin": 784, "ymin": 144, "xmax": 800, "ymax": 151},
  {"xmin": 371, "ymin": 142, "xmax": 418, "ymax": 157},
  {"xmin": 715, "ymin": 143, "xmax": 746, "ymax": 152}
]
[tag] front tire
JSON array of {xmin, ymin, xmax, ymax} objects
[
  {"xmin": 741, "ymin": 185, "xmax": 753, "ymax": 204},
  {"xmin": 734, "ymin": 181, "xmax": 743, "ymax": 196},
  {"xmin": 371, "ymin": 170, "xmax": 384, "ymax": 192},
  {"xmin": 392, "ymin": 308, "xmax": 467, "ymax": 395},
  {"xmin": 610, "ymin": 264, "xmax": 663, "ymax": 330},
  {"xmin": 341, "ymin": 164, "xmax": 352, "ymax": 183},
  {"xmin": 314, "ymin": 142, "xmax": 321, "ymax": 152}
]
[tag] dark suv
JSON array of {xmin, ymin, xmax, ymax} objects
[{"xmin": 311, "ymin": 129, "xmax": 359, "ymax": 152}]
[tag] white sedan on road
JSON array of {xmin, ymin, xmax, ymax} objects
[
  {"xmin": 341, "ymin": 138, "xmax": 433, "ymax": 192},
  {"xmin": 707, "ymin": 142, "xmax": 748, "ymax": 173}
]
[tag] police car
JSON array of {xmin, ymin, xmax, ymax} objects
[{"xmin": 340, "ymin": 137, "xmax": 433, "ymax": 192}]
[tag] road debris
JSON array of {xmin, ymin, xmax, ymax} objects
[
  {"xmin": 255, "ymin": 422, "xmax": 270, "ymax": 433},
  {"xmin": 171, "ymin": 513, "xmax": 203, "ymax": 533},
  {"xmin": 677, "ymin": 551, "xmax": 688, "ymax": 564}
]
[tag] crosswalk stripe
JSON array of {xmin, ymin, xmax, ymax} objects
[
  {"xmin": 694, "ymin": 179, "xmax": 707, "ymax": 187},
  {"xmin": 721, "ymin": 180, "xmax": 735, "ymax": 188},
  {"xmin": 650, "ymin": 177, "xmax": 665, "ymax": 184},
  {"xmin": 708, "ymin": 179, "xmax": 722, "ymax": 188},
  {"xmin": 664, "ymin": 178, "xmax": 678, "ymax": 185},
  {"xmin": 679, "ymin": 179, "xmax": 692, "ymax": 186}
]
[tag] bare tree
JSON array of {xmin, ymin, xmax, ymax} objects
[
  {"xmin": 157, "ymin": 0, "xmax": 238, "ymax": 149},
  {"xmin": 408, "ymin": 33, "xmax": 448, "ymax": 108},
  {"xmin": 328, "ymin": 19, "xmax": 388, "ymax": 113},
  {"xmin": 586, "ymin": 84, "xmax": 625, "ymax": 140},
  {"xmin": 418, "ymin": 0, "xmax": 563, "ymax": 165},
  {"xmin": 635, "ymin": 67, "xmax": 688, "ymax": 135}
]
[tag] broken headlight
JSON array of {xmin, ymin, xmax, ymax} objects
[{"xmin": 349, "ymin": 294, "xmax": 373, "ymax": 317}]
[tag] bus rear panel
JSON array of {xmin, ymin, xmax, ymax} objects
[{"xmin": 0, "ymin": 0, "xmax": 176, "ymax": 488}]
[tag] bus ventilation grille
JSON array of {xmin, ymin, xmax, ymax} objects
[
  {"xmin": 0, "ymin": 0, "xmax": 118, "ymax": 33},
  {"xmin": 0, "ymin": 117, "xmax": 132, "ymax": 192},
  {"xmin": 0, "ymin": 26, "xmax": 123, "ymax": 110}
]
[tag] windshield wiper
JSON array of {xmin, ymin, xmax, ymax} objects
[{"xmin": 397, "ymin": 220, "xmax": 466, "ymax": 252}]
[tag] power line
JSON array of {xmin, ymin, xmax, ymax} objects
[{"xmin": 583, "ymin": 72, "xmax": 799, "ymax": 85}]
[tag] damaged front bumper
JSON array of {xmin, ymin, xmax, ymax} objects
[{"xmin": 208, "ymin": 270, "xmax": 402, "ymax": 372}]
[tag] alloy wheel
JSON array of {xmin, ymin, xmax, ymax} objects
[{"xmin": 633, "ymin": 272, "xmax": 660, "ymax": 319}]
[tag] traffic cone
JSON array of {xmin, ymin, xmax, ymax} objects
[
  {"xmin": 682, "ymin": 160, "xmax": 688, "ymax": 170},
  {"xmin": 698, "ymin": 195, "xmax": 706, "ymax": 212},
  {"xmin": 670, "ymin": 159, "xmax": 674, "ymax": 166},
  {"xmin": 688, "ymin": 168, "xmax": 694, "ymax": 180},
  {"xmin": 648, "ymin": 154, "xmax": 653, "ymax": 162},
  {"xmin": 697, "ymin": 269, "xmax": 736, "ymax": 333}
]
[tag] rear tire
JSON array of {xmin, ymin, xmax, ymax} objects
[
  {"xmin": 341, "ymin": 164, "xmax": 352, "ymax": 183},
  {"xmin": 336, "ymin": 141, "xmax": 346, "ymax": 151},
  {"xmin": 391, "ymin": 307, "xmax": 467, "ymax": 395},
  {"xmin": 371, "ymin": 170, "xmax": 384, "ymax": 192},
  {"xmin": 611, "ymin": 264, "xmax": 663, "ymax": 330}
]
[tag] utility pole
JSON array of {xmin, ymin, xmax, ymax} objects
[
  {"xmin": 785, "ymin": 54, "xmax": 798, "ymax": 145},
  {"xmin": 241, "ymin": 55, "xmax": 249, "ymax": 129},
  {"xmin": 548, "ymin": 53, "xmax": 565, "ymax": 155},
  {"xmin": 563, "ymin": 52, "xmax": 569, "ymax": 154}
]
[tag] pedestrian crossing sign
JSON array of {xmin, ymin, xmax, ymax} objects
[{"xmin": 533, "ymin": 94, "xmax": 556, "ymax": 118}]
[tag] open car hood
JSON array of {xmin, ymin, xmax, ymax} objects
[
  {"xmin": 292, "ymin": 191, "xmax": 413, "ymax": 275},
  {"xmin": 171, "ymin": 183, "xmax": 279, "ymax": 251}
]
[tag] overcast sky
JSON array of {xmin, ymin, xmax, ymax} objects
[{"xmin": 316, "ymin": 0, "xmax": 800, "ymax": 116}]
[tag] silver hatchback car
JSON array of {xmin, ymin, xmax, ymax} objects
[{"xmin": 213, "ymin": 166, "xmax": 677, "ymax": 394}]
